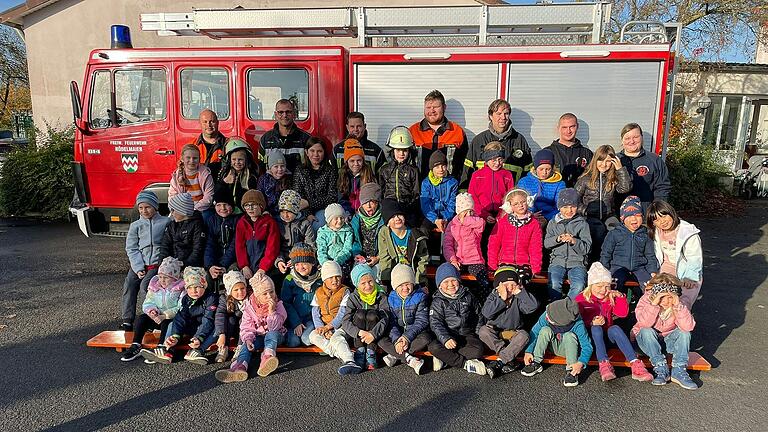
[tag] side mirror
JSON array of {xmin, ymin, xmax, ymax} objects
[{"xmin": 70, "ymin": 80, "xmax": 88, "ymax": 134}]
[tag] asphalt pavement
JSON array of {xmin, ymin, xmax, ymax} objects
[{"xmin": 1, "ymin": 201, "xmax": 767, "ymax": 431}]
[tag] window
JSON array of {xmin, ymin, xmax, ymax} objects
[
  {"xmin": 246, "ymin": 69, "xmax": 309, "ymax": 120},
  {"xmin": 88, "ymin": 68, "xmax": 167, "ymax": 129},
  {"xmin": 180, "ymin": 68, "xmax": 230, "ymax": 120},
  {"xmin": 702, "ymin": 95, "xmax": 744, "ymax": 150}
]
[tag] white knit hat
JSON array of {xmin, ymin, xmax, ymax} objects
[
  {"xmin": 321, "ymin": 260, "xmax": 342, "ymax": 281},
  {"xmin": 324, "ymin": 203, "xmax": 346, "ymax": 223},
  {"xmin": 391, "ymin": 264, "xmax": 416, "ymax": 290},
  {"xmin": 455, "ymin": 192, "xmax": 475, "ymax": 215},
  {"xmin": 587, "ymin": 262, "xmax": 612, "ymax": 286},
  {"xmin": 223, "ymin": 270, "xmax": 247, "ymax": 296}
]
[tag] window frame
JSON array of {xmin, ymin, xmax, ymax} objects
[
  {"xmin": 87, "ymin": 67, "xmax": 169, "ymax": 129},
  {"xmin": 178, "ymin": 67, "xmax": 232, "ymax": 121},
  {"xmin": 245, "ymin": 67, "xmax": 310, "ymax": 122}
]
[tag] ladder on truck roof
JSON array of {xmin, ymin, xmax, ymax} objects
[{"xmin": 140, "ymin": 2, "xmax": 612, "ymax": 46}]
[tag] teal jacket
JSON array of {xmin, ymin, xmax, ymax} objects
[
  {"xmin": 316, "ymin": 224, "xmax": 354, "ymax": 264},
  {"xmin": 525, "ymin": 312, "xmax": 593, "ymax": 365}
]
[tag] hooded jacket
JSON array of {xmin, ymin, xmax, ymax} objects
[
  {"xmin": 517, "ymin": 168, "xmax": 566, "ymax": 220},
  {"xmin": 618, "ymin": 148, "xmax": 671, "ymax": 206},
  {"xmin": 653, "ymin": 220, "xmax": 703, "ymax": 283},
  {"xmin": 525, "ymin": 312, "xmax": 593, "ymax": 365},
  {"xmin": 235, "ymin": 214, "xmax": 280, "ymax": 272},
  {"xmin": 378, "ymin": 149, "xmax": 420, "ymax": 208},
  {"xmin": 573, "ymin": 167, "xmax": 633, "ymax": 220},
  {"xmin": 430, "ymin": 286, "xmax": 480, "ymax": 344},
  {"xmin": 631, "ymin": 292, "xmax": 696, "ymax": 337},
  {"xmin": 544, "ymin": 138, "xmax": 594, "ymax": 188},
  {"xmin": 276, "ymin": 214, "xmax": 316, "ymax": 265},
  {"xmin": 171, "ymin": 290, "xmax": 217, "ymax": 342},
  {"xmin": 442, "ymin": 214, "xmax": 485, "ymax": 265},
  {"xmin": 341, "ymin": 288, "xmax": 390, "ymax": 341},
  {"xmin": 480, "ymin": 288, "xmax": 539, "ymax": 331},
  {"xmin": 544, "ymin": 214, "xmax": 592, "ymax": 269},
  {"xmin": 125, "ymin": 213, "xmax": 170, "ymax": 274},
  {"xmin": 316, "ymin": 224, "xmax": 354, "ymax": 265},
  {"xmin": 468, "ymin": 166, "xmax": 515, "ymax": 219},
  {"xmin": 142, "ymin": 276, "xmax": 185, "ymax": 319},
  {"xmin": 600, "ymin": 224, "xmax": 659, "ymax": 273},
  {"xmin": 378, "ymin": 226, "xmax": 429, "ymax": 285},
  {"xmin": 461, "ymin": 124, "xmax": 532, "ymax": 186},
  {"xmin": 487, "ymin": 214, "xmax": 543, "ymax": 273},
  {"xmin": 386, "ymin": 289, "xmax": 430, "ymax": 343},
  {"xmin": 157, "ymin": 214, "xmax": 206, "ymax": 267},
  {"xmin": 420, "ymin": 175, "xmax": 458, "ymax": 223},
  {"xmin": 240, "ymin": 296, "xmax": 288, "ymax": 343},
  {"xmin": 203, "ymin": 211, "xmax": 238, "ymax": 269}
]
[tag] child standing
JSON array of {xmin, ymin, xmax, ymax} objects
[
  {"xmin": 212, "ymin": 270, "xmax": 251, "ymax": 363},
  {"xmin": 122, "ymin": 190, "xmax": 170, "ymax": 331},
  {"xmin": 377, "ymin": 199, "xmax": 429, "ymax": 288},
  {"xmin": 600, "ymin": 196, "xmax": 659, "ymax": 297},
  {"xmin": 379, "ymin": 264, "xmax": 433, "ymax": 375},
  {"xmin": 217, "ymin": 137, "xmax": 260, "ymax": 214},
  {"xmin": 169, "ymin": 144, "xmax": 215, "ymax": 212},
  {"xmin": 544, "ymin": 188, "xmax": 592, "ymax": 301},
  {"xmin": 203, "ymin": 186, "xmax": 239, "ymax": 292},
  {"xmin": 215, "ymin": 272, "xmax": 288, "ymax": 382},
  {"xmin": 575, "ymin": 262, "xmax": 653, "ymax": 382},
  {"xmin": 632, "ymin": 273, "xmax": 698, "ymax": 390},
  {"xmin": 281, "ymin": 243, "xmax": 322, "ymax": 347},
  {"xmin": 420, "ymin": 151, "xmax": 458, "ymax": 232},
  {"xmin": 274, "ymin": 189, "xmax": 316, "ymax": 275},
  {"xmin": 468, "ymin": 141, "xmax": 514, "ymax": 227},
  {"xmin": 350, "ymin": 183, "xmax": 384, "ymax": 271},
  {"xmin": 443, "ymin": 193, "xmax": 489, "ymax": 299},
  {"xmin": 308, "ymin": 261, "xmax": 360, "ymax": 375},
  {"xmin": 157, "ymin": 192, "xmax": 206, "ymax": 268},
  {"xmin": 256, "ymin": 150, "xmax": 291, "ymax": 216},
  {"xmin": 487, "ymin": 189, "xmax": 543, "ymax": 274},
  {"xmin": 235, "ymin": 189, "xmax": 280, "ymax": 281},
  {"xmin": 378, "ymin": 126, "xmax": 420, "ymax": 226},
  {"xmin": 521, "ymin": 297, "xmax": 593, "ymax": 387},
  {"xmin": 120, "ymin": 257, "xmax": 184, "ymax": 362},
  {"xmin": 427, "ymin": 263, "xmax": 487, "ymax": 375},
  {"xmin": 517, "ymin": 148, "xmax": 566, "ymax": 222},
  {"xmin": 342, "ymin": 263, "xmax": 390, "ymax": 371},
  {"xmin": 478, "ymin": 266, "xmax": 539, "ymax": 378},
  {"xmin": 316, "ymin": 203, "xmax": 354, "ymax": 270},
  {"xmin": 338, "ymin": 138, "xmax": 376, "ymax": 215}
]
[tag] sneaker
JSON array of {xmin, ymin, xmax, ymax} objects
[
  {"xmin": 383, "ymin": 354, "xmax": 399, "ymax": 367},
  {"xmin": 140, "ymin": 346, "xmax": 172, "ymax": 364},
  {"xmin": 463, "ymin": 359, "xmax": 487, "ymax": 376},
  {"xmin": 120, "ymin": 343, "xmax": 142, "ymax": 362},
  {"xmin": 521, "ymin": 361, "xmax": 543, "ymax": 377},
  {"xmin": 408, "ymin": 357, "xmax": 424, "ymax": 375},
  {"xmin": 143, "ymin": 358, "xmax": 156, "ymax": 365},
  {"xmin": 257, "ymin": 351, "xmax": 279, "ymax": 377},
  {"xmin": 215, "ymin": 346, "xmax": 229, "ymax": 364},
  {"xmin": 215, "ymin": 361, "xmax": 249, "ymax": 383},
  {"xmin": 184, "ymin": 348, "xmax": 209, "ymax": 365},
  {"xmin": 563, "ymin": 371, "xmax": 579, "ymax": 387},
  {"xmin": 338, "ymin": 361, "xmax": 363, "ymax": 375},
  {"xmin": 598, "ymin": 360, "xmax": 617, "ymax": 381},
  {"xmin": 432, "ymin": 356, "xmax": 444, "ymax": 372},
  {"xmin": 630, "ymin": 360, "xmax": 654, "ymax": 382},
  {"xmin": 353, "ymin": 348, "xmax": 366, "ymax": 368},
  {"xmin": 652, "ymin": 363, "xmax": 670, "ymax": 386},
  {"xmin": 119, "ymin": 322, "xmax": 133, "ymax": 332},
  {"xmin": 366, "ymin": 350, "xmax": 378, "ymax": 371},
  {"xmin": 486, "ymin": 360, "xmax": 503, "ymax": 379},
  {"xmin": 670, "ymin": 366, "xmax": 698, "ymax": 390}
]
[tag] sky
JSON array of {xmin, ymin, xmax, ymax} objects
[{"xmin": 0, "ymin": 0, "xmax": 22, "ymax": 12}]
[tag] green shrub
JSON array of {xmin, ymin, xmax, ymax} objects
[{"xmin": 0, "ymin": 125, "xmax": 74, "ymax": 219}]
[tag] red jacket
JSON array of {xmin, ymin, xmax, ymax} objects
[
  {"xmin": 575, "ymin": 292, "xmax": 629, "ymax": 328},
  {"xmin": 468, "ymin": 166, "xmax": 514, "ymax": 219},
  {"xmin": 487, "ymin": 214, "xmax": 542, "ymax": 273},
  {"xmin": 235, "ymin": 214, "xmax": 280, "ymax": 272}
]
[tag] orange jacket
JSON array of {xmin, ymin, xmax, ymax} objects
[{"xmin": 409, "ymin": 118, "xmax": 467, "ymax": 179}]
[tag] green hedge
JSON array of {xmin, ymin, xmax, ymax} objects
[{"xmin": 0, "ymin": 126, "xmax": 74, "ymax": 219}]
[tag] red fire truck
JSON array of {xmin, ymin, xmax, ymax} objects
[{"xmin": 69, "ymin": 3, "xmax": 679, "ymax": 237}]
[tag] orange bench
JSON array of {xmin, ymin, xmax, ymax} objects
[
  {"xmin": 88, "ymin": 330, "xmax": 710, "ymax": 371},
  {"xmin": 423, "ymin": 266, "xmax": 639, "ymax": 288}
]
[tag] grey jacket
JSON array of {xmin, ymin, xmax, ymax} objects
[
  {"xmin": 276, "ymin": 214, "xmax": 316, "ymax": 265},
  {"xmin": 544, "ymin": 214, "xmax": 592, "ymax": 269},
  {"xmin": 125, "ymin": 213, "xmax": 170, "ymax": 274},
  {"xmin": 573, "ymin": 167, "xmax": 632, "ymax": 220}
]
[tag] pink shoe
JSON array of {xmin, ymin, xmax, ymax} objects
[
  {"xmin": 598, "ymin": 360, "xmax": 616, "ymax": 381},
  {"xmin": 630, "ymin": 359, "xmax": 654, "ymax": 382},
  {"xmin": 257, "ymin": 349, "xmax": 279, "ymax": 377},
  {"xmin": 215, "ymin": 361, "xmax": 248, "ymax": 383}
]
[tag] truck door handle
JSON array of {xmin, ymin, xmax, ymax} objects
[{"xmin": 154, "ymin": 149, "xmax": 175, "ymax": 155}]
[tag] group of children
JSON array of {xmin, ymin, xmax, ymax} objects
[{"xmin": 118, "ymin": 125, "xmax": 703, "ymax": 390}]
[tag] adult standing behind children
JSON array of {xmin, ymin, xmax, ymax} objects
[
  {"xmin": 409, "ymin": 90, "xmax": 468, "ymax": 180},
  {"xmin": 543, "ymin": 113, "xmax": 593, "ymax": 188},
  {"xmin": 461, "ymin": 99, "xmax": 532, "ymax": 186},
  {"xmin": 196, "ymin": 109, "xmax": 227, "ymax": 180},
  {"xmin": 292, "ymin": 137, "xmax": 340, "ymax": 230},
  {"xmin": 258, "ymin": 99, "xmax": 311, "ymax": 174},
  {"xmin": 617, "ymin": 123, "xmax": 671, "ymax": 209},
  {"xmin": 333, "ymin": 112, "xmax": 387, "ymax": 175}
]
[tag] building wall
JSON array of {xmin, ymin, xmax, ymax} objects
[{"xmin": 21, "ymin": 0, "xmax": 482, "ymax": 127}]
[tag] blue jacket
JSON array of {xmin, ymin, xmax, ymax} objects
[
  {"xmin": 171, "ymin": 290, "xmax": 217, "ymax": 342},
  {"xmin": 203, "ymin": 211, "xmax": 238, "ymax": 268},
  {"xmin": 525, "ymin": 313, "xmax": 593, "ymax": 365},
  {"xmin": 386, "ymin": 289, "xmax": 430, "ymax": 343},
  {"xmin": 420, "ymin": 175, "xmax": 458, "ymax": 223},
  {"xmin": 125, "ymin": 213, "xmax": 170, "ymax": 274},
  {"xmin": 316, "ymin": 224, "xmax": 354, "ymax": 264},
  {"xmin": 600, "ymin": 224, "xmax": 659, "ymax": 273},
  {"xmin": 517, "ymin": 169, "xmax": 566, "ymax": 220},
  {"xmin": 281, "ymin": 272, "xmax": 322, "ymax": 329},
  {"xmin": 350, "ymin": 211, "xmax": 384, "ymax": 257},
  {"xmin": 619, "ymin": 148, "xmax": 671, "ymax": 206}
]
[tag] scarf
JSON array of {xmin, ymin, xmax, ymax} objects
[
  {"xmin": 291, "ymin": 267, "xmax": 320, "ymax": 293},
  {"xmin": 428, "ymin": 171, "xmax": 443, "ymax": 186},
  {"xmin": 488, "ymin": 122, "xmax": 514, "ymax": 141},
  {"xmin": 439, "ymin": 287, "xmax": 460, "ymax": 300},
  {"xmin": 359, "ymin": 206, "xmax": 382, "ymax": 229},
  {"xmin": 508, "ymin": 211, "xmax": 532, "ymax": 227},
  {"xmin": 358, "ymin": 287, "xmax": 379, "ymax": 306},
  {"xmin": 550, "ymin": 321, "xmax": 576, "ymax": 335}
]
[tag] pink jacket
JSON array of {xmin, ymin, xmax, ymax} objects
[
  {"xmin": 443, "ymin": 214, "xmax": 485, "ymax": 265},
  {"xmin": 487, "ymin": 214, "xmax": 542, "ymax": 273},
  {"xmin": 631, "ymin": 292, "xmax": 696, "ymax": 337},
  {"xmin": 168, "ymin": 165, "xmax": 215, "ymax": 211},
  {"xmin": 575, "ymin": 292, "xmax": 629, "ymax": 328},
  {"xmin": 239, "ymin": 296, "xmax": 288, "ymax": 344},
  {"xmin": 468, "ymin": 166, "xmax": 514, "ymax": 219}
]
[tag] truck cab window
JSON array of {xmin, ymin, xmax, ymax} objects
[
  {"xmin": 180, "ymin": 68, "xmax": 230, "ymax": 120},
  {"xmin": 89, "ymin": 69, "xmax": 167, "ymax": 128},
  {"xmin": 89, "ymin": 70, "xmax": 111, "ymax": 129},
  {"xmin": 247, "ymin": 69, "xmax": 309, "ymax": 121}
]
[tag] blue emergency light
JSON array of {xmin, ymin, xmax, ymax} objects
[{"xmin": 111, "ymin": 25, "xmax": 133, "ymax": 49}]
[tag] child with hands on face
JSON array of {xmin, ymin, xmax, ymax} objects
[
  {"xmin": 211, "ymin": 270, "xmax": 251, "ymax": 364},
  {"xmin": 280, "ymin": 243, "xmax": 323, "ymax": 347},
  {"xmin": 443, "ymin": 193, "xmax": 488, "ymax": 299},
  {"xmin": 235, "ymin": 189, "xmax": 280, "ymax": 281},
  {"xmin": 274, "ymin": 189, "xmax": 316, "ymax": 275}
]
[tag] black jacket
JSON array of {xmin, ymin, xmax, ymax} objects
[
  {"xmin": 258, "ymin": 123, "xmax": 311, "ymax": 174},
  {"xmin": 618, "ymin": 148, "xmax": 671, "ymax": 206},
  {"xmin": 157, "ymin": 213, "xmax": 206, "ymax": 267},
  {"xmin": 461, "ymin": 125, "xmax": 532, "ymax": 187},
  {"xmin": 171, "ymin": 289, "xmax": 217, "ymax": 342},
  {"xmin": 480, "ymin": 288, "xmax": 539, "ymax": 331},
  {"xmin": 429, "ymin": 286, "xmax": 480, "ymax": 344},
  {"xmin": 544, "ymin": 139, "xmax": 593, "ymax": 188},
  {"xmin": 341, "ymin": 289, "xmax": 391, "ymax": 341},
  {"xmin": 333, "ymin": 131, "xmax": 387, "ymax": 174}
]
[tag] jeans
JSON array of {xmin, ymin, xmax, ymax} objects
[
  {"xmin": 235, "ymin": 331, "xmax": 284, "ymax": 365},
  {"xmin": 121, "ymin": 267, "xmax": 158, "ymax": 323},
  {"xmin": 590, "ymin": 324, "xmax": 636, "ymax": 362},
  {"xmin": 532, "ymin": 326, "xmax": 578, "ymax": 367},
  {"xmin": 283, "ymin": 321, "xmax": 315, "ymax": 347},
  {"xmin": 478, "ymin": 325, "xmax": 529, "ymax": 364},
  {"xmin": 309, "ymin": 328, "xmax": 354, "ymax": 363},
  {"xmin": 548, "ymin": 265, "xmax": 587, "ymax": 301},
  {"xmin": 171, "ymin": 323, "xmax": 218, "ymax": 352},
  {"xmin": 636, "ymin": 327, "xmax": 690, "ymax": 368},
  {"xmin": 613, "ymin": 267, "xmax": 652, "ymax": 299}
]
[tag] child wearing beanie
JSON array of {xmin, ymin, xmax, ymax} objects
[
  {"xmin": 468, "ymin": 141, "xmax": 514, "ymax": 226},
  {"xmin": 309, "ymin": 261, "xmax": 360, "ymax": 375},
  {"xmin": 378, "ymin": 126, "xmax": 421, "ymax": 226},
  {"xmin": 168, "ymin": 143, "xmax": 215, "ymax": 212},
  {"xmin": 600, "ymin": 195, "xmax": 659, "ymax": 298},
  {"xmin": 338, "ymin": 138, "xmax": 376, "ymax": 214},
  {"xmin": 141, "ymin": 266, "xmax": 217, "ymax": 365},
  {"xmin": 379, "ymin": 264, "xmax": 433, "ymax": 375},
  {"xmin": 120, "ymin": 256, "xmax": 184, "ymax": 362},
  {"xmin": 443, "ymin": 192, "xmax": 489, "ymax": 299},
  {"xmin": 420, "ymin": 151, "xmax": 458, "ymax": 233},
  {"xmin": 316, "ymin": 203, "xmax": 355, "ymax": 273},
  {"xmin": 342, "ymin": 263, "xmax": 390, "ymax": 371},
  {"xmin": 517, "ymin": 148, "xmax": 566, "ymax": 222},
  {"xmin": 217, "ymin": 136, "xmax": 260, "ymax": 214},
  {"xmin": 632, "ymin": 273, "xmax": 697, "ymax": 390},
  {"xmin": 256, "ymin": 149, "xmax": 291, "ymax": 215},
  {"xmin": 488, "ymin": 189, "xmax": 543, "ymax": 274},
  {"xmin": 478, "ymin": 265, "xmax": 539, "ymax": 378},
  {"xmin": 212, "ymin": 270, "xmax": 251, "ymax": 364},
  {"xmin": 203, "ymin": 185, "xmax": 239, "ymax": 292},
  {"xmin": 274, "ymin": 189, "xmax": 316, "ymax": 274},
  {"xmin": 427, "ymin": 262, "xmax": 487, "ymax": 376},
  {"xmin": 235, "ymin": 189, "xmax": 280, "ymax": 281},
  {"xmin": 157, "ymin": 192, "xmax": 206, "ymax": 269},
  {"xmin": 378, "ymin": 199, "xmax": 429, "ymax": 288},
  {"xmin": 575, "ymin": 262, "xmax": 653, "ymax": 382},
  {"xmin": 544, "ymin": 187, "xmax": 592, "ymax": 301},
  {"xmin": 121, "ymin": 190, "xmax": 170, "ymax": 331},
  {"xmin": 350, "ymin": 182, "xmax": 385, "ymax": 273},
  {"xmin": 281, "ymin": 243, "xmax": 323, "ymax": 347},
  {"xmin": 522, "ymin": 297, "xmax": 593, "ymax": 387}
]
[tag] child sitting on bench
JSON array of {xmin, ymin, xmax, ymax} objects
[
  {"xmin": 281, "ymin": 243, "xmax": 322, "ymax": 347},
  {"xmin": 342, "ymin": 263, "xmax": 390, "ymax": 372},
  {"xmin": 487, "ymin": 188, "xmax": 542, "ymax": 275},
  {"xmin": 212, "ymin": 270, "xmax": 251, "ymax": 363},
  {"xmin": 235, "ymin": 189, "xmax": 280, "ymax": 281}
]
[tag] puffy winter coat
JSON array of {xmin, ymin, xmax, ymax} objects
[
  {"xmin": 213, "ymin": 294, "xmax": 244, "ymax": 338},
  {"xmin": 461, "ymin": 125, "xmax": 532, "ymax": 186},
  {"xmin": 487, "ymin": 215, "xmax": 543, "ymax": 273},
  {"xmin": 517, "ymin": 169, "xmax": 566, "ymax": 220},
  {"xmin": 316, "ymin": 224, "xmax": 354, "ymax": 265},
  {"xmin": 573, "ymin": 167, "xmax": 632, "ymax": 220},
  {"xmin": 203, "ymin": 211, "xmax": 238, "ymax": 269},
  {"xmin": 378, "ymin": 150, "xmax": 420, "ymax": 207},
  {"xmin": 281, "ymin": 272, "xmax": 322, "ymax": 329},
  {"xmin": 341, "ymin": 288, "xmax": 390, "ymax": 341},
  {"xmin": 170, "ymin": 290, "xmax": 217, "ymax": 342},
  {"xmin": 235, "ymin": 214, "xmax": 280, "ymax": 272},
  {"xmin": 378, "ymin": 227, "xmax": 429, "ymax": 285},
  {"xmin": 442, "ymin": 214, "xmax": 485, "ymax": 265},
  {"xmin": 239, "ymin": 296, "xmax": 288, "ymax": 344},
  {"xmin": 420, "ymin": 175, "xmax": 458, "ymax": 223},
  {"xmin": 600, "ymin": 224, "xmax": 659, "ymax": 273},
  {"xmin": 480, "ymin": 288, "xmax": 539, "ymax": 331},
  {"xmin": 543, "ymin": 214, "xmax": 592, "ymax": 269},
  {"xmin": 468, "ymin": 166, "xmax": 515, "ymax": 220},
  {"xmin": 430, "ymin": 286, "xmax": 480, "ymax": 344},
  {"xmin": 125, "ymin": 213, "xmax": 170, "ymax": 274},
  {"xmin": 157, "ymin": 214, "xmax": 206, "ymax": 267},
  {"xmin": 276, "ymin": 214, "xmax": 316, "ymax": 265},
  {"xmin": 386, "ymin": 289, "xmax": 430, "ymax": 343},
  {"xmin": 653, "ymin": 219, "xmax": 703, "ymax": 283},
  {"xmin": 142, "ymin": 276, "xmax": 185, "ymax": 319},
  {"xmin": 575, "ymin": 291, "xmax": 629, "ymax": 329}
]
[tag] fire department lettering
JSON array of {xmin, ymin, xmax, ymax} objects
[{"xmin": 121, "ymin": 153, "xmax": 138, "ymax": 173}]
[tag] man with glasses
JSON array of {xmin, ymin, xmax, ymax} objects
[{"xmin": 258, "ymin": 99, "xmax": 311, "ymax": 173}]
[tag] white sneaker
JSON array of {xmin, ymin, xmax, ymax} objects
[
  {"xmin": 408, "ymin": 357, "xmax": 424, "ymax": 375},
  {"xmin": 184, "ymin": 348, "xmax": 209, "ymax": 365},
  {"xmin": 432, "ymin": 356, "xmax": 444, "ymax": 372},
  {"xmin": 383, "ymin": 354, "xmax": 399, "ymax": 367},
  {"xmin": 464, "ymin": 359, "xmax": 487, "ymax": 376}
]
